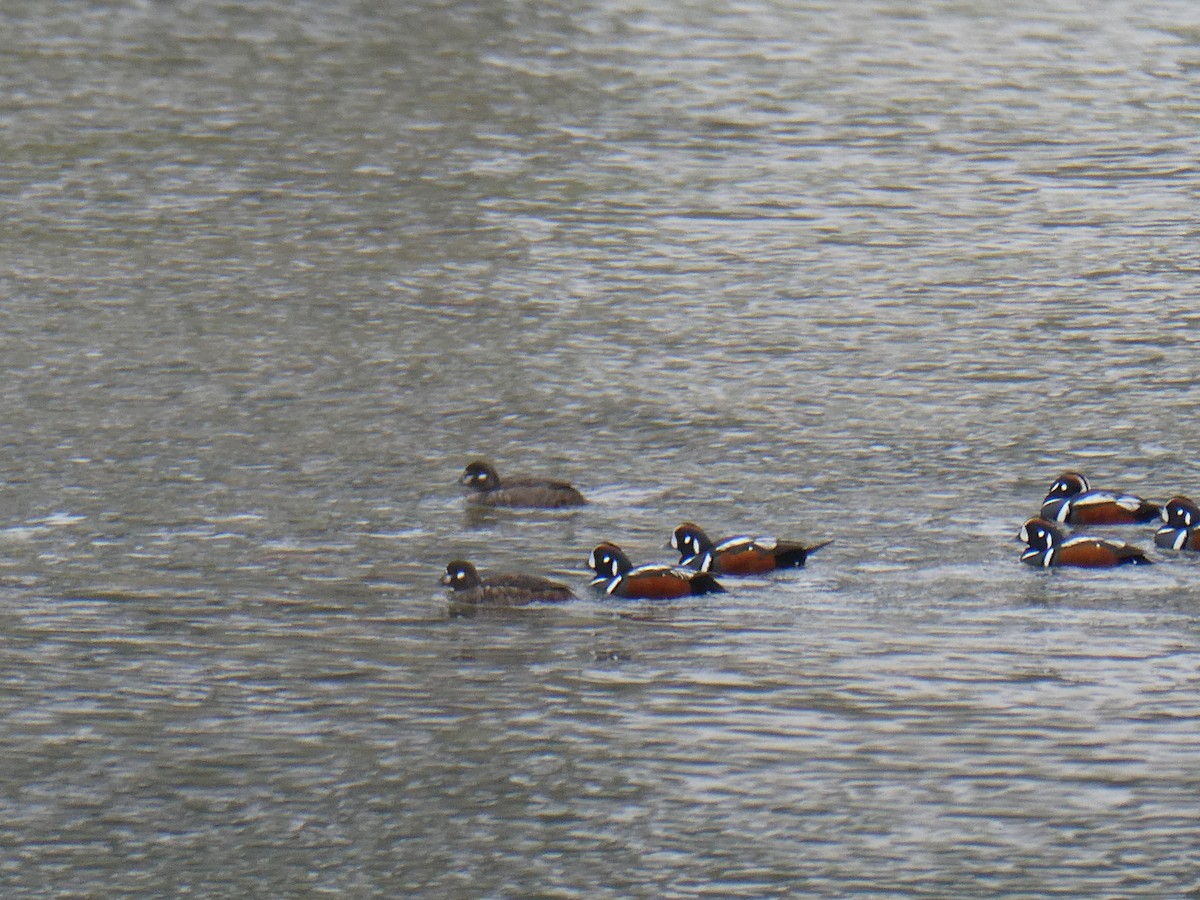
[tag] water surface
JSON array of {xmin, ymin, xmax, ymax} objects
[{"xmin": 2, "ymin": 0, "xmax": 1199, "ymax": 895}]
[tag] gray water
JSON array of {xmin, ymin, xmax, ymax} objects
[{"xmin": 2, "ymin": 0, "xmax": 1200, "ymax": 895}]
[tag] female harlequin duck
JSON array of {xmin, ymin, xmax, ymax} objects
[
  {"xmin": 460, "ymin": 459, "xmax": 586, "ymax": 509},
  {"xmin": 587, "ymin": 542, "xmax": 725, "ymax": 599},
  {"xmin": 1155, "ymin": 496, "xmax": 1200, "ymax": 551},
  {"xmin": 1018, "ymin": 518, "xmax": 1151, "ymax": 568},
  {"xmin": 669, "ymin": 522, "xmax": 832, "ymax": 575},
  {"xmin": 441, "ymin": 560, "xmax": 577, "ymax": 606},
  {"xmin": 1039, "ymin": 472, "xmax": 1159, "ymax": 526}
]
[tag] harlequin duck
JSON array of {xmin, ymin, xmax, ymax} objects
[
  {"xmin": 587, "ymin": 542, "xmax": 725, "ymax": 599},
  {"xmin": 1154, "ymin": 496, "xmax": 1200, "ymax": 551},
  {"xmin": 1018, "ymin": 517, "xmax": 1151, "ymax": 568},
  {"xmin": 460, "ymin": 459, "xmax": 586, "ymax": 508},
  {"xmin": 441, "ymin": 560, "xmax": 577, "ymax": 606},
  {"xmin": 1039, "ymin": 472, "xmax": 1159, "ymax": 525},
  {"xmin": 669, "ymin": 522, "xmax": 832, "ymax": 575}
]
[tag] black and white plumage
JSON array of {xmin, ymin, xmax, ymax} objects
[{"xmin": 1018, "ymin": 518, "xmax": 1151, "ymax": 568}]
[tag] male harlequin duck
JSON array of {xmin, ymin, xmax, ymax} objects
[
  {"xmin": 1018, "ymin": 517, "xmax": 1151, "ymax": 568},
  {"xmin": 1039, "ymin": 471, "xmax": 1159, "ymax": 526},
  {"xmin": 669, "ymin": 522, "xmax": 832, "ymax": 575},
  {"xmin": 459, "ymin": 459, "xmax": 586, "ymax": 508},
  {"xmin": 441, "ymin": 560, "xmax": 577, "ymax": 606},
  {"xmin": 587, "ymin": 542, "xmax": 725, "ymax": 599},
  {"xmin": 1155, "ymin": 496, "xmax": 1200, "ymax": 551}
]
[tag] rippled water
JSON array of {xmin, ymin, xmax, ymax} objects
[{"xmin": 2, "ymin": 0, "xmax": 1200, "ymax": 895}]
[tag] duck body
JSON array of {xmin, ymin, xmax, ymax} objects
[
  {"xmin": 460, "ymin": 460, "xmax": 586, "ymax": 509},
  {"xmin": 1039, "ymin": 472, "xmax": 1159, "ymax": 526},
  {"xmin": 1155, "ymin": 496, "xmax": 1200, "ymax": 551},
  {"xmin": 441, "ymin": 560, "xmax": 576, "ymax": 606},
  {"xmin": 1018, "ymin": 518, "xmax": 1151, "ymax": 568},
  {"xmin": 670, "ymin": 522, "xmax": 831, "ymax": 575},
  {"xmin": 460, "ymin": 460, "xmax": 586, "ymax": 508},
  {"xmin": 587, "ymin": 542, "xmax": 724, "ymax": 599}
]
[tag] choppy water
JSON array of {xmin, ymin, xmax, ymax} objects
[{"xmin": 2, "ymin": 0, "xmax": 1200, "ymax": 895}]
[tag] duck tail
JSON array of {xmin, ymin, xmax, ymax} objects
[{"xmin": 689, "ymin": 573, "xmax": 725, "ymax": 595}]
